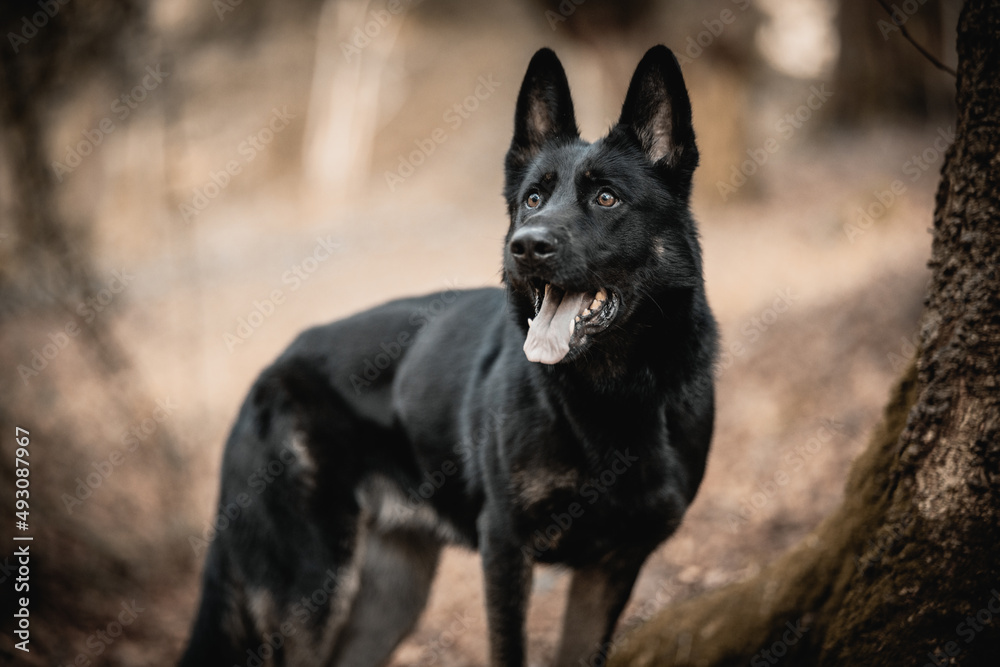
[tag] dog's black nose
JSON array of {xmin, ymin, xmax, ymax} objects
[{"xmin": 509, "ymin": 227, "xmax": 557, "ymax": 263}]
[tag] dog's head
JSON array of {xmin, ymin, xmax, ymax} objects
[{"xmin": 503, "ymin": 46, "xmax": 704, "ymax": 365}]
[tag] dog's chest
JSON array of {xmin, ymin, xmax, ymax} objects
[
  {"xmin": 506, "ymin": 449, "xmax": 677, "ymax": 563},
  {"xmin": 509, "ymin": 465, "xmax": 581, "ymax": 509}
]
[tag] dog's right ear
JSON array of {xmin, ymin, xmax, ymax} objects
[{"xmin": 504, "ymin": 49, "xmax": 579, "ymax": 192}]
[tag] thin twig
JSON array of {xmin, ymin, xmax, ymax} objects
[{"xmin": 875, "ymin": 0, "xmax": 957, "ymax": 77}]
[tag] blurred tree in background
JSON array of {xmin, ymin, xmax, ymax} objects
[{"xmin": 0, "ymin": 2, "xmax": 191, "ymax": 663}]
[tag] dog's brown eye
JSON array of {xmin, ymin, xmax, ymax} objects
[
  {"xmin": 526, "ymin": 192, "xmax": 542, "ymax": 208},
  {"xmin": 597, "ymin": 191, "xmax": 618, "ymax": 207}
]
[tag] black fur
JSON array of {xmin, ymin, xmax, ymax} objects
[{"xmin": 181, "ymin": 45, "xmax": 717, "ymax": 667}]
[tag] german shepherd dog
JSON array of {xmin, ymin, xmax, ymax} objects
[{"xmin": 181, "ymin": 45, "xmax": 717, "ymax": 667}]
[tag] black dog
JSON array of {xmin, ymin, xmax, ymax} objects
[{"xmin": 181, "ymin": 45, "xmax": 717, "ymax": 667}]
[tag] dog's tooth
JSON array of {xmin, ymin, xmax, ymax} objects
[
  {"xmin": 582, "ymin": 308, "xmax": 592, "ymax": 317},
  {"xmin": 569, "ymin": 317, "xmax": 576, "ymax": 336},
  {"xmin": 588, "ymin": 289, "xmax": 608, "ymax": 313},
  {"xmin": 528, "ymin": 318, "xmax": 534, "ymax": 328}
]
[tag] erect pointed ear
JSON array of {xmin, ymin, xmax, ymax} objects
[
  {"xmin": 505, "ymin": 48, "xmax": 579, "ymax": 179},
  {"xmin": 617, "ymin": 45, "xmax": 698, "ymax": 175}
]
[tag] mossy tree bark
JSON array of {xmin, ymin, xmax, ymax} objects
[{"xmin": 610, "ymin": 2, "xmax": 1000, "ymax": 665}]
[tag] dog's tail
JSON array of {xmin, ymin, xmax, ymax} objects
[
  {"xmin": 178, "ymin": 541, "xmax": 250, "ymax": 667},
  {"xmin": 178, "ymin": 355, "xmax": 387, "ymax": 666}
]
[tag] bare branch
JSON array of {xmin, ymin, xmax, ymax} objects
[{"xmin": 875, "ymin": 0, "xmax": 957, "ymax": 77}]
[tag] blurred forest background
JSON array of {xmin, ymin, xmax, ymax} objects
[{"xmin": 0, "ymin": 0, "xmax": 959, "ymax": 665}]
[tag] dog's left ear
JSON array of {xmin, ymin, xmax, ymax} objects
[{"xmin": 618, "ymin": 45, "xmax": 698, "ymax": 177}]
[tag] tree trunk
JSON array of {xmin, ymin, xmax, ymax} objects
[{"xmin": 610, "ymin": 1, "xmax": 1000, "ymax": 665}]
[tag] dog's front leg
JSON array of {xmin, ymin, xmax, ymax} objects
[
  {"xmin": 480, "ymin": 515, "xmax": 533, "ymax": 667},
  {"xmin": 553, "ymin": 554, "xmax": 646, "ymax": 667}
]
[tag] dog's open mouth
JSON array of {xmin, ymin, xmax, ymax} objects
[{"xmin": 523, "ymin": 282, "xmax": 620, "ymax": 364}]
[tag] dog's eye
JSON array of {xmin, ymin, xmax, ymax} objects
[
  {"xmin": 596, "ymin": 191, "xmax": 618, "ymax": 207},
  {"xmin": 526, "ymin": 192, "xmax": 542, "ymax": 209}
]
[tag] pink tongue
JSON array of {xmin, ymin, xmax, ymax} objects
[{"xmin": 523, "ymin": 287, "xmax": 592, "ymax": 364}]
